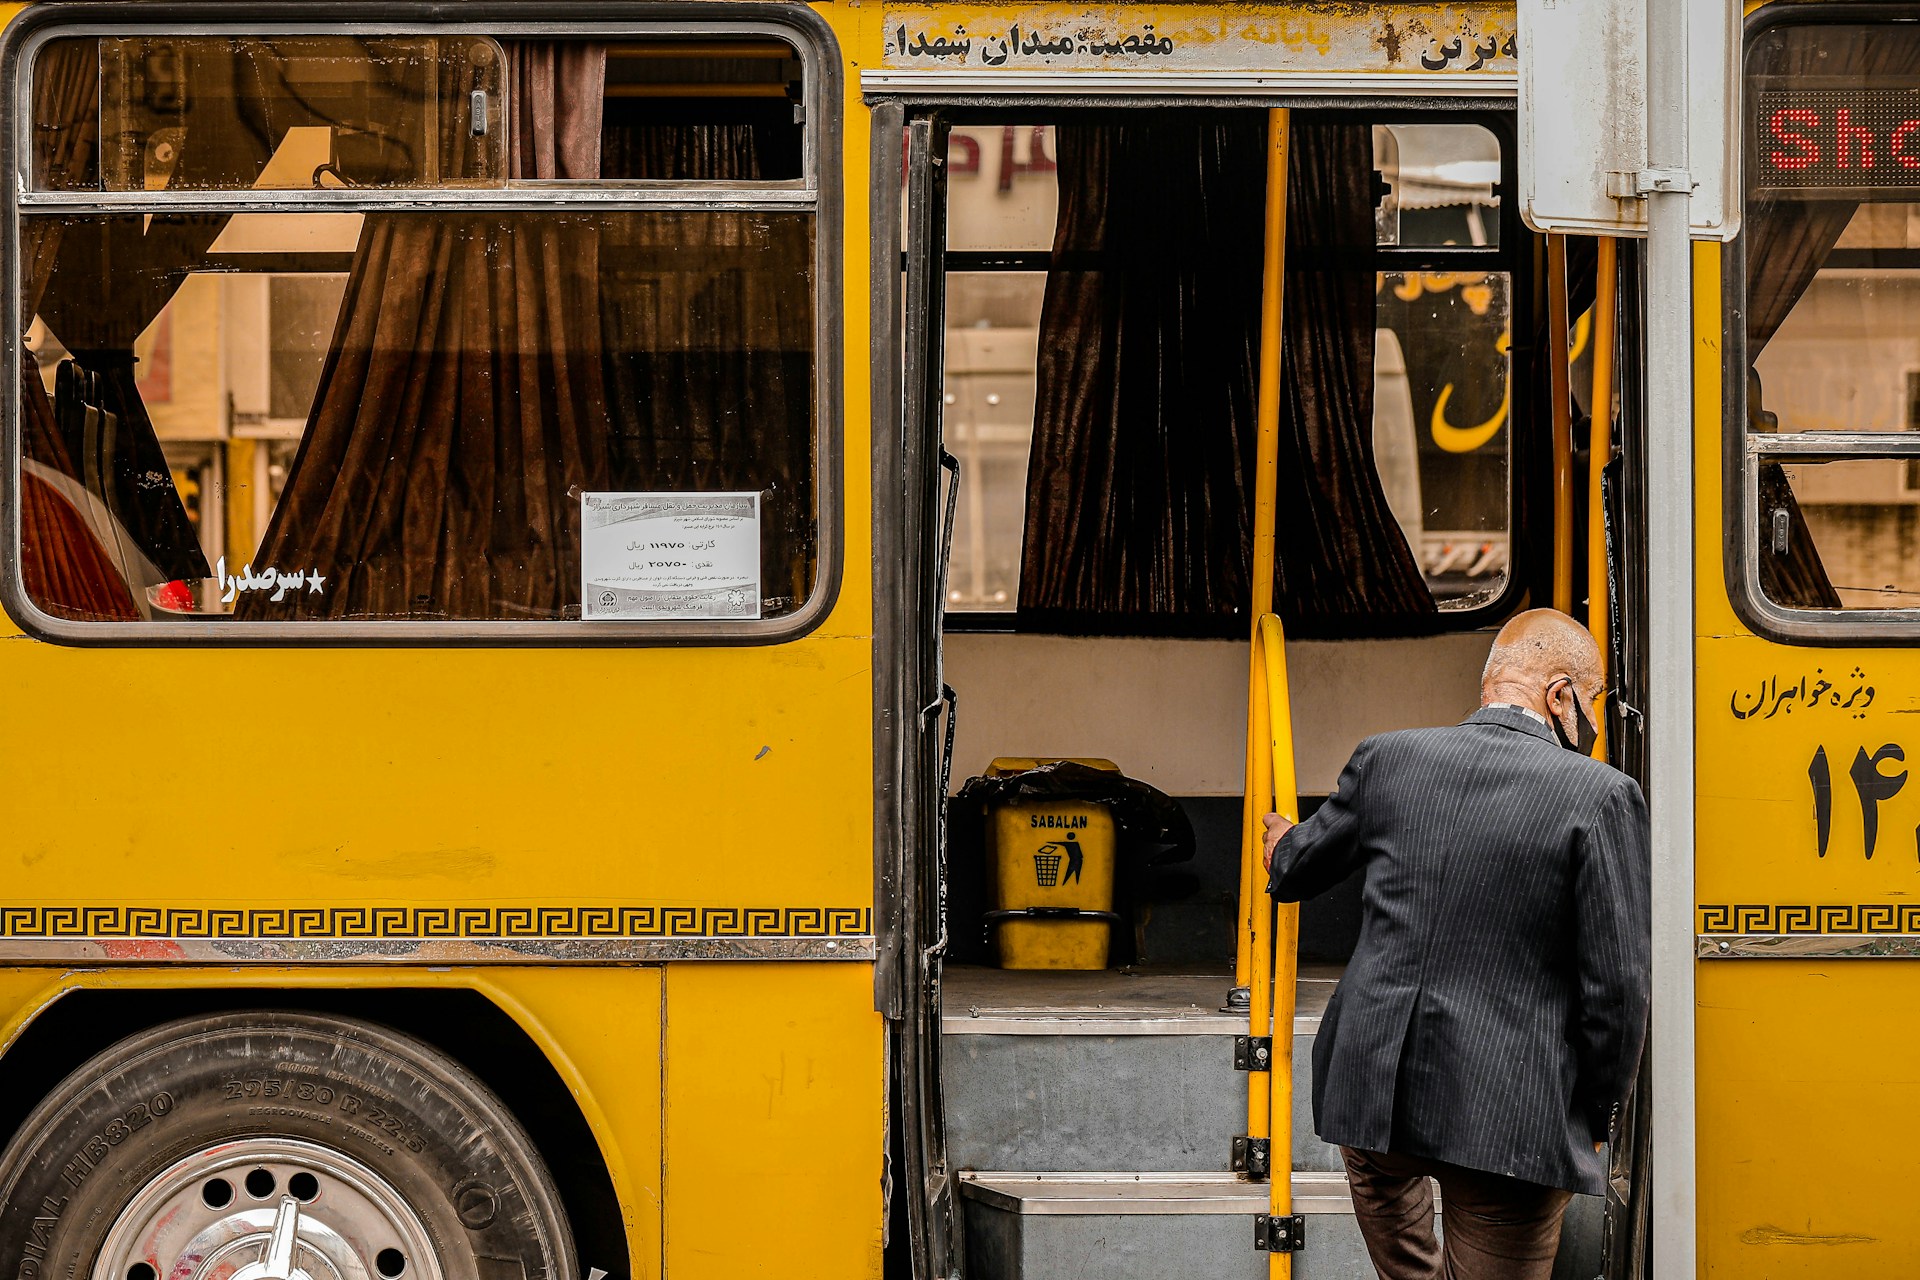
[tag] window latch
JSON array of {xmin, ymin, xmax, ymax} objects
[
  {"xmin": 471, "ymin": 89, "xmax": 490, "ymax": 138},
  {"xmin": 1771, "ymin": 506, "xmax": 1791, "ymax": 554}
]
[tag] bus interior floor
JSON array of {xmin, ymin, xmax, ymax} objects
[{"xmin": 940, "ymin": 963, "xmax": 1339, "ymax": 1031}]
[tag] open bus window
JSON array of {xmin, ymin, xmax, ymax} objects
[
  {"xmin": 1740, "ymin": 14, "xmax": 1920, "ymax": 627},
  {"xmin": 937, "ymin": 114, "xmax": 1514, "ymax": 627},
  {"xmin": 10, "ymin": 24, "xmax": 830, "ymax": 636}
]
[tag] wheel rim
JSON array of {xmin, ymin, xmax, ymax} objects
[{"xmin": 93, "ymin": 1138, "xmax": 447, "ymax": 1280}]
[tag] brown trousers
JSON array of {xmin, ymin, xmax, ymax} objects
[{"xmin": 1340, "ymin": 1146, "xmax": 1574, "ymax": 1280}]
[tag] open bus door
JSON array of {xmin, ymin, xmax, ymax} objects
[
  {"xmin": 882, "ymin": 90, "xmax": 1626, "ymax": 1280},
  {"xmin": 879, "ymin": 107, "xmax": 965, "ymax": 1280}
]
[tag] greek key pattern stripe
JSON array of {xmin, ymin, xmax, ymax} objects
[
  {"xmin": 0, "ymin": 905, "xmax": 871, "ymax": 940},
  {"xmin": 1697, "ymin": 903, "xmax": 1920, "ymax": 935}
]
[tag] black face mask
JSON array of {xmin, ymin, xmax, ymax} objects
[{"xmin": 1550, "ymin": 683, "xmax": 1600, "ymax": 756}]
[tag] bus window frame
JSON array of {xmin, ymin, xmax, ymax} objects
[
  {"xmin": 1726, "ymin": 1, "xmax": 1920, "ymax": 646},
  {"xmin": 0, "ymin": 1, "xmax": 844, "ymax": 647},
  {"xmin": 921, "ymin": 104, "xmax": 1532, "ymax": 641}
]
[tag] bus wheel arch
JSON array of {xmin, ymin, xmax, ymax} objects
[{"xmin": 0, "ymin": 987, "xmax": 628, "ymax": 1280}]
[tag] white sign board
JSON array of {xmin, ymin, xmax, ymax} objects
[
  {"xmin": 580, "ymin": 492, "xmax": 761, "ymax": 621},
  {"xmin": 1518, "ymin": 0, "xmax": 1742, "ymax": 240}
]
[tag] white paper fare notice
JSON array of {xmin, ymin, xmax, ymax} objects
[{"xmin": 580, "ymin": 492, "xmax": 761, "ymax": 621}]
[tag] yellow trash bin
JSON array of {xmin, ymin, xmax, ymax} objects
[{"xmin": 984, "ymin": 757, "xmax": 1120, "ymax": 970}]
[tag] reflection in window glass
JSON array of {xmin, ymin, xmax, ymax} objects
[
  {"xmin": 1375, "ymin": 271, "xmax": 1512, "ymax": 609},
  {"xmin": 37, "ymin": 35, "xmax": 510, "ymax": 191},
  {"xmin": 267, "ymin": 277, "xmax": 351, "ymax": 424},
  {"xmin": 19, "ymin": 211, "xmax": 817, "ymax": 622},
  {"xmin": 1743, "ymin": 18, "xmax": 1920, "ymax": 619},
  {"xmin": 33, "ymin": 34, "xmax": 808, "ymax": 192},
  {"xmin": 1765, "ymin": 459, "xmax": 1920, "ymax": 609},
  {"xmin": 944, "ymin": 273, "xmax": 1044, "ymax": 609},
  {"xmin": 1755, "ymin": 218, "xmax": 1920, "ymax": 434},
  {"xmin": 945, "ymin": 126, "xmax": 1059, "ymax": 252},
  {"xmin": 1372, "ymin": 124, "xmax": 1501, "ymax": 248}
]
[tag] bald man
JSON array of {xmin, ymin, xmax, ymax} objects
[{"xmin": 1262, "ymin": 609, "xmax": 1649, "ymax": 1280}]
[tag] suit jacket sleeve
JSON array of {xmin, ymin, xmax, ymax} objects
[
  {"xmin": 1267, "ymin": 738, "xmax": 1374, "ymax": 902},
  {"xmin": 1571, "ymin": 775, "xmax": 1653, "ymax": 1140}
]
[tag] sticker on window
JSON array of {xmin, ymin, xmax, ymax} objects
[{"xmin": 580, "ymin": 492, "xmax": 762, "ymax": 621}]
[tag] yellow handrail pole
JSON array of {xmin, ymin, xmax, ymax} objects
[
  {"xmin": 1248, "ymin": 641, "xmax": 1276, "ymax": 1150},
  {"xmin": 1586, "ymin": 237, "xmax": 1617, "ymax": 760},
  {"xmin": 1236, "ymin": 106, "xmax": 1290, "ymax": 994},
  {"xmin": 1546, "ymin": 233, "xmax": 1575, "ymax": 614},
  {"xmin": 1259, "ymin": 615, "xmax": 1302, "ymax": 1278}
]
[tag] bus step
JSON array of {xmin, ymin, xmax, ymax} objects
[
  {"xmin": 941, "ymin": 967, "xmax": 1341, "ymax": 1174},
  {"xmin": 956, "ymin": 1171, "xmax": 1603, "ymax": 1280}
]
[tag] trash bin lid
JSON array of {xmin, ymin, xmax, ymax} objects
[{"xmin": 985, "ymin": 757, "xmax": 1121, "ymax": 777}]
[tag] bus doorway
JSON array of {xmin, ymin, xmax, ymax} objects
[{"xmin": 888, "ymin": 105, "xmax": 1619, "ymax": 1278}]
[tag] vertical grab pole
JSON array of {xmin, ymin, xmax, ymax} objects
[
  {"xmin": 1586, "ymin": 237, "xmax": 1617, "ymax": 760},
  {"xmin": 1259, "ymin": 616, "xmax": 1301, "ymax": 1278},
  {"xmin": 1547, "ymin": 233, "xmax": 1575, "ymax": 613},
  {"xmin": 1236, "ymin": 107, "xmax": 1290, "ymax": 998}
]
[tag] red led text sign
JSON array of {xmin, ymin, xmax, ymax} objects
[{"xmin": 1757, "ymin": 85, "xmax": 1920, "ymax": 194}]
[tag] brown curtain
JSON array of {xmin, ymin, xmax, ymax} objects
[
  {"xmin": 599, "ymin": 215, "xmax": 817, "ymax": 612},
  {"xmin": 1020, "ymin": 116, "xmax": 1433, "ymax": 629},
  {"xmin": 1018, "ymin": 117, "xmax": 1261, "ymax": 616},
  {"xmin": 240, "ymin": 44, "xmax": 610, "ymax": 620},
  {"xmin": 599, "ymin": 106, "xmax": 817, "ymax": 611},
  {"xmin": 1271, "ymin": 124, "xmax": 1435, "ymax": 625}
]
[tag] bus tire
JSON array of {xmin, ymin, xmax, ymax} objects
[{"xmin": 0, "ymin": 1010, "xmax": 575, "ymax": 1280}]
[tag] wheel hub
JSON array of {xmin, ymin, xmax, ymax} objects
[{"xmin": 94, "ymin": 1139, "xmax": 444, "ymax": 1280}]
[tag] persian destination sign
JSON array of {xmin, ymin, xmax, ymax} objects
[
  {"xmin": 878, "ymin": 4, "xmax": 1518, "ymax": 78},
  {"xmin": 1754, "ymin": 84, "xmax": 1920, "ymax": 196}
]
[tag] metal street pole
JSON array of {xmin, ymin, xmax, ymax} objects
[{"xmin": 1644, "ymin": 0, "xmax": 1696, "ymax": 1272}]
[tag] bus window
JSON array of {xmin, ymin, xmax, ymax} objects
[
  {"xmin": 937, "ymin": 114, "xmax": 1515, "ymax": 629},
  {"xmin": 11, "ymin": 28, "xmax": 831, "ymax": 637},
  {"xmin": 35, "ymin": 35, "xmax": 511, "ymax": 192},
  {"xmin": 1739, "ymin": 15, "xmax": 1920, "ymax": 628},
  {"xmin": 1373, "ymin": 124, "xmax": 1502, "ymax": 249}
]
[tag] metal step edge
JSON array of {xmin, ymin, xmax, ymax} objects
[
  {"xmin": 943, "ymin": 1012, "xmax": 1322, "ymax": 1036},
  {"xmin": 958, "ymin": 1171, "xmax": 1366, "ymax": 1216}
]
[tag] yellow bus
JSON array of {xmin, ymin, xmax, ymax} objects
[{"xmin": 0, "ymin": 0, "xmax": 1914, "ymax": 1276}]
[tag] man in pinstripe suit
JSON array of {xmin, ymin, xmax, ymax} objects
[{"xmin": 1263, "ymin": 609, "xmax": 1650, "ymax": 1280}]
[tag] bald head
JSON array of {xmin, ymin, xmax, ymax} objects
[{"xmin": 1481, "ymin": 609, "xmax": 1604, "ymax": 727}]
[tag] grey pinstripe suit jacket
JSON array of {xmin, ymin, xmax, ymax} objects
[{"xmin": 1268, "ymin": 704, "xmax": 1651, "ymax": 1195}]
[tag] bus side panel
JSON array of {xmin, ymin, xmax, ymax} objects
[
  {"xmin": 1698, "ymin": 962, "xmax": 1920, "ymax": 1274},
  {"xmin": 1695, "ymin": 217, "xmax": 1920, "ymax": 1275},
  {"xmin": 662, "ymin": 962, "xmax": 884, "ymax": 1279}
]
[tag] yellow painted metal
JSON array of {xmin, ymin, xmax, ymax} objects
[
  {"xmin": 663, "ymin": 963, "xmax": 885, "ymax": 1278},
  {"xmin": 1586, "ymin": 237, "xmax": 1616, "ymax": 760},
  {"xmin": 0, "ymin": 967, "xmax": 666, "ymax": 1276},
  {"xmin": 1698, "ymin": 962, "xmax": 1920, "ymax": 1274},
  {"xmin": 1546, "ymin": 234, "xmax": 1575, "ymax": 614},
  {"xmin": 1688, "ymin": 227, "xmax": 1920, "ymax": 1274},
  {"xmin": 0, "ymin": 1, "xmax": 889, "ymax": 1273},
  {"xmin": 1238, "ymin": 106, "xmax": 1289, "ymax": 1000}
]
